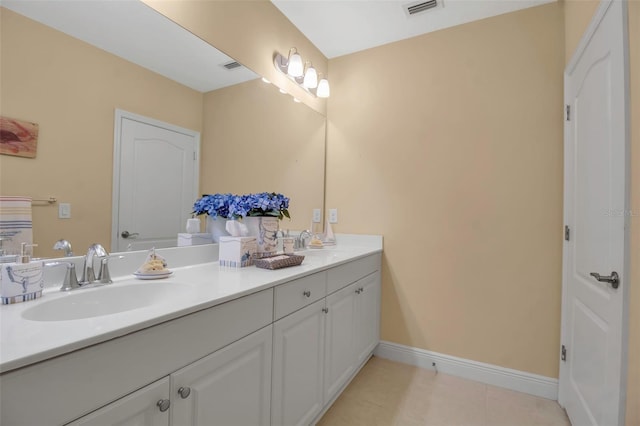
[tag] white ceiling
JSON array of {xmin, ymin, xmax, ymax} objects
[
  {"xmin": 3, "ymin": 0, "xmax": 556, "ymax": 92},
  {"xmin": 272, "ymin": 0, "xmax": 556, "ymax": 59},
  {"xmin": 1, "ymin": 0, "xmax": 258, "ymax": 93}
]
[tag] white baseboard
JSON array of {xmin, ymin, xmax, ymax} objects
[{"xmin": 374, "ymin": 340, "xmax": 558, "ymax": 400}]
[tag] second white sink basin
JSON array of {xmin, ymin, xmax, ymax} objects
[{"xmin": 22, "ymin": 282, "xmax": 189, "ymax": 322}]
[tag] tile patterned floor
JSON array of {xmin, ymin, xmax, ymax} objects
[{"xmin": 317, "ymin": 357, "xmax": 571, "ymax": 426}]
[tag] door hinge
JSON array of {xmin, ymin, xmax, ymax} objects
[
  {"xmin": 193, "ymin": 152, "xmax": 197, "ymax": 161},
  {"xmin": 561, "ymin": 345, "xmax": 567, "ymax": 362},
  {"xmin": 564, "ymin": 225, "xmax": 570, "ymax": 241},
  {"xmin": 565, "ymin": 105, "xmax": 571, "ymax": 121}
]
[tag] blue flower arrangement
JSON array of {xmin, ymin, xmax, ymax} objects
[{"xmin": 193, "ymin": 192, "xmax": 290, "ymax": 220}]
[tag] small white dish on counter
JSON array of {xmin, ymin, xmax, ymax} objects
[{"xmin": 133, "ymin": 270, "xmax": 173, "ymax": 280}]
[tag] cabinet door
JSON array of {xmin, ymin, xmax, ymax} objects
[
  {"xmin": 66, "ymin": 377, "xmax": 170, "ymax": 426},
  {"xmin": 355, "ymin": 272, "xmax": 381, "ymax": 365},
  {"xmin": 272, "ymin": 299, "xmax": 326, "ymax": 426},
  {"xmin": 324, "ymin": 281, "xmax": 358, "ymax": 402},
  {"xmin": 170, "ymin": 325, "xmax": 272, "ymax": 426}
]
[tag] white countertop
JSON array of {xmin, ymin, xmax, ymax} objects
[{"xmin": 0, "ymin": 234, "xmax": 382, "ymax": 373}]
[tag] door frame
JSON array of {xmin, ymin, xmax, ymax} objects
[
  {"xmin": 111, "ymin": 109, "xmax": 200, "ymax": 251},
  {"xmin": 559, "ymin": 0, "xmax": 631, "ymax": 422}
]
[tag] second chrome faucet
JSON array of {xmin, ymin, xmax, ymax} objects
[{"xmin": 46, "ymin": 243, "xmax": 113, "ymax": 291}]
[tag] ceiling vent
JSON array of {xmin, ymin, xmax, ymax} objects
[
  {"xmin": 404, "ymin": 0, "xmax": 441, "ymax": 17},
  {"xmin": 221, "ymin": 60, "xmax": 242, "ymax": 70}
]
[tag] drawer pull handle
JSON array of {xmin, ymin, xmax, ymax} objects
[
  {"xmin": 178, "ymin": 386, "xmax": 191, "ymax": 399},
  {"xmin": 322, "ymin": 307, "xmax": 329, "ymax": 314},
  {"xmin": 157, "ymin": 399, "xmax": 170, "ymax": 412},
  {"xmin": 359, "ymin": 287, "xmax": 364, "ymax": 293},
  {"xmin": 355, "ymin": 289, "xmax": 361, "ymax": 294},
  {"xmin": 303, "ymin": 290, "xmax": 311, "ymax": 298}
]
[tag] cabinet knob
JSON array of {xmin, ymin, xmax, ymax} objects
[
  {"xmin": 303, "ymin": 290, "xmax": 311, "ymax": 298},
  {"xmin": 355, "ymin": 289, "xmax": 361, "ymax": 294},
  {"xmin": 178, "ymin": 386, "xmax": 191, "ymax": 399},
  {"xmin": 359, "ymin": 287, "xmax": 364, "ymax": 293},
  {"xmin": 322, "ymin": 307, "xmax": 329, "ymax": 314},
  {"xmin": 156, "ymin": 399, "xmax": 170, "ymax": 412}
]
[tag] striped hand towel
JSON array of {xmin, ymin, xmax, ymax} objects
[{"xmin": 0, "ymin": 196, "xmax": 33, "ymax": 255}]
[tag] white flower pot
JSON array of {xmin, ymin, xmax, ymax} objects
[{"xmin": 206, "ymin": 216, "xmax": 229, "ymax": 243}]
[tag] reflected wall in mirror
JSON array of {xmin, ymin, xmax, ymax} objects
[{"xmin": 0, "ymin": 4, "xmax": 326, "ymax": 258}]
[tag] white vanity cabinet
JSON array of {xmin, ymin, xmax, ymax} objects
[
  {"xmin": 67, "ymin": 326, "xmax": 273, "ymax": 426},
  {"xmin": 272, "ymin": 253, "xmax": 382, "ymax": 426},
  {"xmin": 323, "ymin": 281, "xmax": 359, "ymax": 401},
  {"xmin": 354, "ymin": 272, "xmax": 382, "ymax": 366},
  {"xmin": 67, "ymin": 377, "xmax": 171, "ymax": 426},
  {"xmin": 170, "ymin": 325, "xmax": 273, "ymax": 426},
  {"xmin": 322, "ymin": 271, "xmax": 381, "ymax": 408},
  {"xmin": 0, "ymin": 248, "xmax": 382, "ymax": 426},
  {"xmin": 272, "ymin": 299, "xmax": 327, "ymax": 426},
  {"xmin": 1, "ymin": 289, "xmax": 274, "ymax": 426}
]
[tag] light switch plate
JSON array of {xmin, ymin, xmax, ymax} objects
[
  {"xmin": 58, "ymin": 203, "xmax": 71, "ymax": 219},
  {"xmin": 328, "ymin": 208, "xmax": 338, "ymax": 224},
  {"xmin": 312, "ymin": 208, "xmax": 321, "ymax": 223}
]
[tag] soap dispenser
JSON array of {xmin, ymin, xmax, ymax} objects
[{"xmin": 0, "ymin": 243, "xmax": 44, "ymax": 305}]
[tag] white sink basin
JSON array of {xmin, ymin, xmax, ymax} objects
[{"xmin": 21, "ymin": 282, "xmax": 188, "ymax": 322}]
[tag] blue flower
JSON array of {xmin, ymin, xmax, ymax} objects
[{"xmin": 193, "ymin": 192, "xmax": 290, "ymax": 220}]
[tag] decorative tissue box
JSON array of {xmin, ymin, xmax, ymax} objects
[
  {"xmin": 219, "ymin": 236, "xmax": 257, "ymax": 268},
  {"xmin": 1, "ymin": 261, "xmax": 44, "ymax": 305},
  {"xmin": 178, "ymin": 233, "xmax": 213, "ymax": 247}
]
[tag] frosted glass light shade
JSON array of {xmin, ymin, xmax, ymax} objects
[
  {"xmin": 287, "ymin": 53, "xmax": 303, "ymax": 77},
  {"xmin": 316, "ymin": 78, "xmax": 330, "ymax": 98},
  {"xmin": 303, "ymin": 67, "xmax": 318, "ymax": 89}
]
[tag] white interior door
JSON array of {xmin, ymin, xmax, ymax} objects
[
  {"xmin": 559, "ymin": 1, "xmax": 630, "ymax": 425},
  {"xmin": 112, "ymin": 110, "xmax": 199, "ymax": 252}
]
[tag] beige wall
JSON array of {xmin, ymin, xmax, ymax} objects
[
  {"xmin": 564, "ymin": 2, "xmax": 639, "ymax": 424},
  {"xmin": 0, "ymin": 9, "xmax": 204, "ymax": 258},
  {"xmin": 563, "ymin": 0, "xmax": 600, "ymax": 64},
  {"xmin": 326, "ymin": 3, "xmax": 565, "ymax": 377},
  {"xmin": 201, "ymin": 79, "xmax": 326, "ymax": 231},
  {"xmin": 142, "ymin": 0, "xmax": 328, "ymax": 116}
]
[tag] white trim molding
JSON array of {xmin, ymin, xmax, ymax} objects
[{"xmin": 374, "ymin": 341, "xmax": 558, "ymax": 400}]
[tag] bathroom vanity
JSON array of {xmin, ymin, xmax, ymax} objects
[{"xmin": 0, "ymin": 235, "xmax": 382, "ymax": 426}]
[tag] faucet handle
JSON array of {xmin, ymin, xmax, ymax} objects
[
  {"xmin": 80, "ymin": 257, "xmax": 96, "ymax": 285},
  {"xmin": 98, "ymin": 258, "xmax": 112, "ymax": 284},
  {"xmin": 97, "ymin": 255, "xmax": 123, "ymax": 284},
  {"xmin": 45, "ymin": 261, "xmax": 80, "ymax": 291}
]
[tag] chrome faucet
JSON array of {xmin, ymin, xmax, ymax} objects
[
  {"xmin": 46, "ymin": 243, "xmax": 114, "ymax": 291},
  {"xmin": 295, "ymin": 230, "xmax": 312, "ymax": 250},
  {"xmin": 53, "ymin": 239, "xmax": 73, "ymax": 257},
  {"xmin": 81, "ymin": 243, "xmax": 109, "ymax": 285},
  {"xmin": 275, "ymin": 229, "xmax": 289, "ymax": 239}
]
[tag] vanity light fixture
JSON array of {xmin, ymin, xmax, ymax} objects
[
  {"xmin": 303, "ymin": 63, "xmax": 318, "ymax": 89},
  {"xmin": 316, "ymin": 77, "xmax": 330, "ymax": 98},
  {"xmin": 274, "ymin": 49, "xmax": 329, "ymax": 98},
  {"xmin": 286, "ymin": 48, "xmax": 303, "ymax": 77}
]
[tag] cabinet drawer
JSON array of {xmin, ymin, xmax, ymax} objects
[
  {"xmin": 274, "ymin": 271, "xmax": 326, "ymax": 320},
  {"xmin": 327, "ymin": 254, "xmax": 380, "ymax": 294}
]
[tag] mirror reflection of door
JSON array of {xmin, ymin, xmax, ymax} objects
[{"xmin": 112, "ymin": 110, "xmax": 199, "ymax": 252}]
